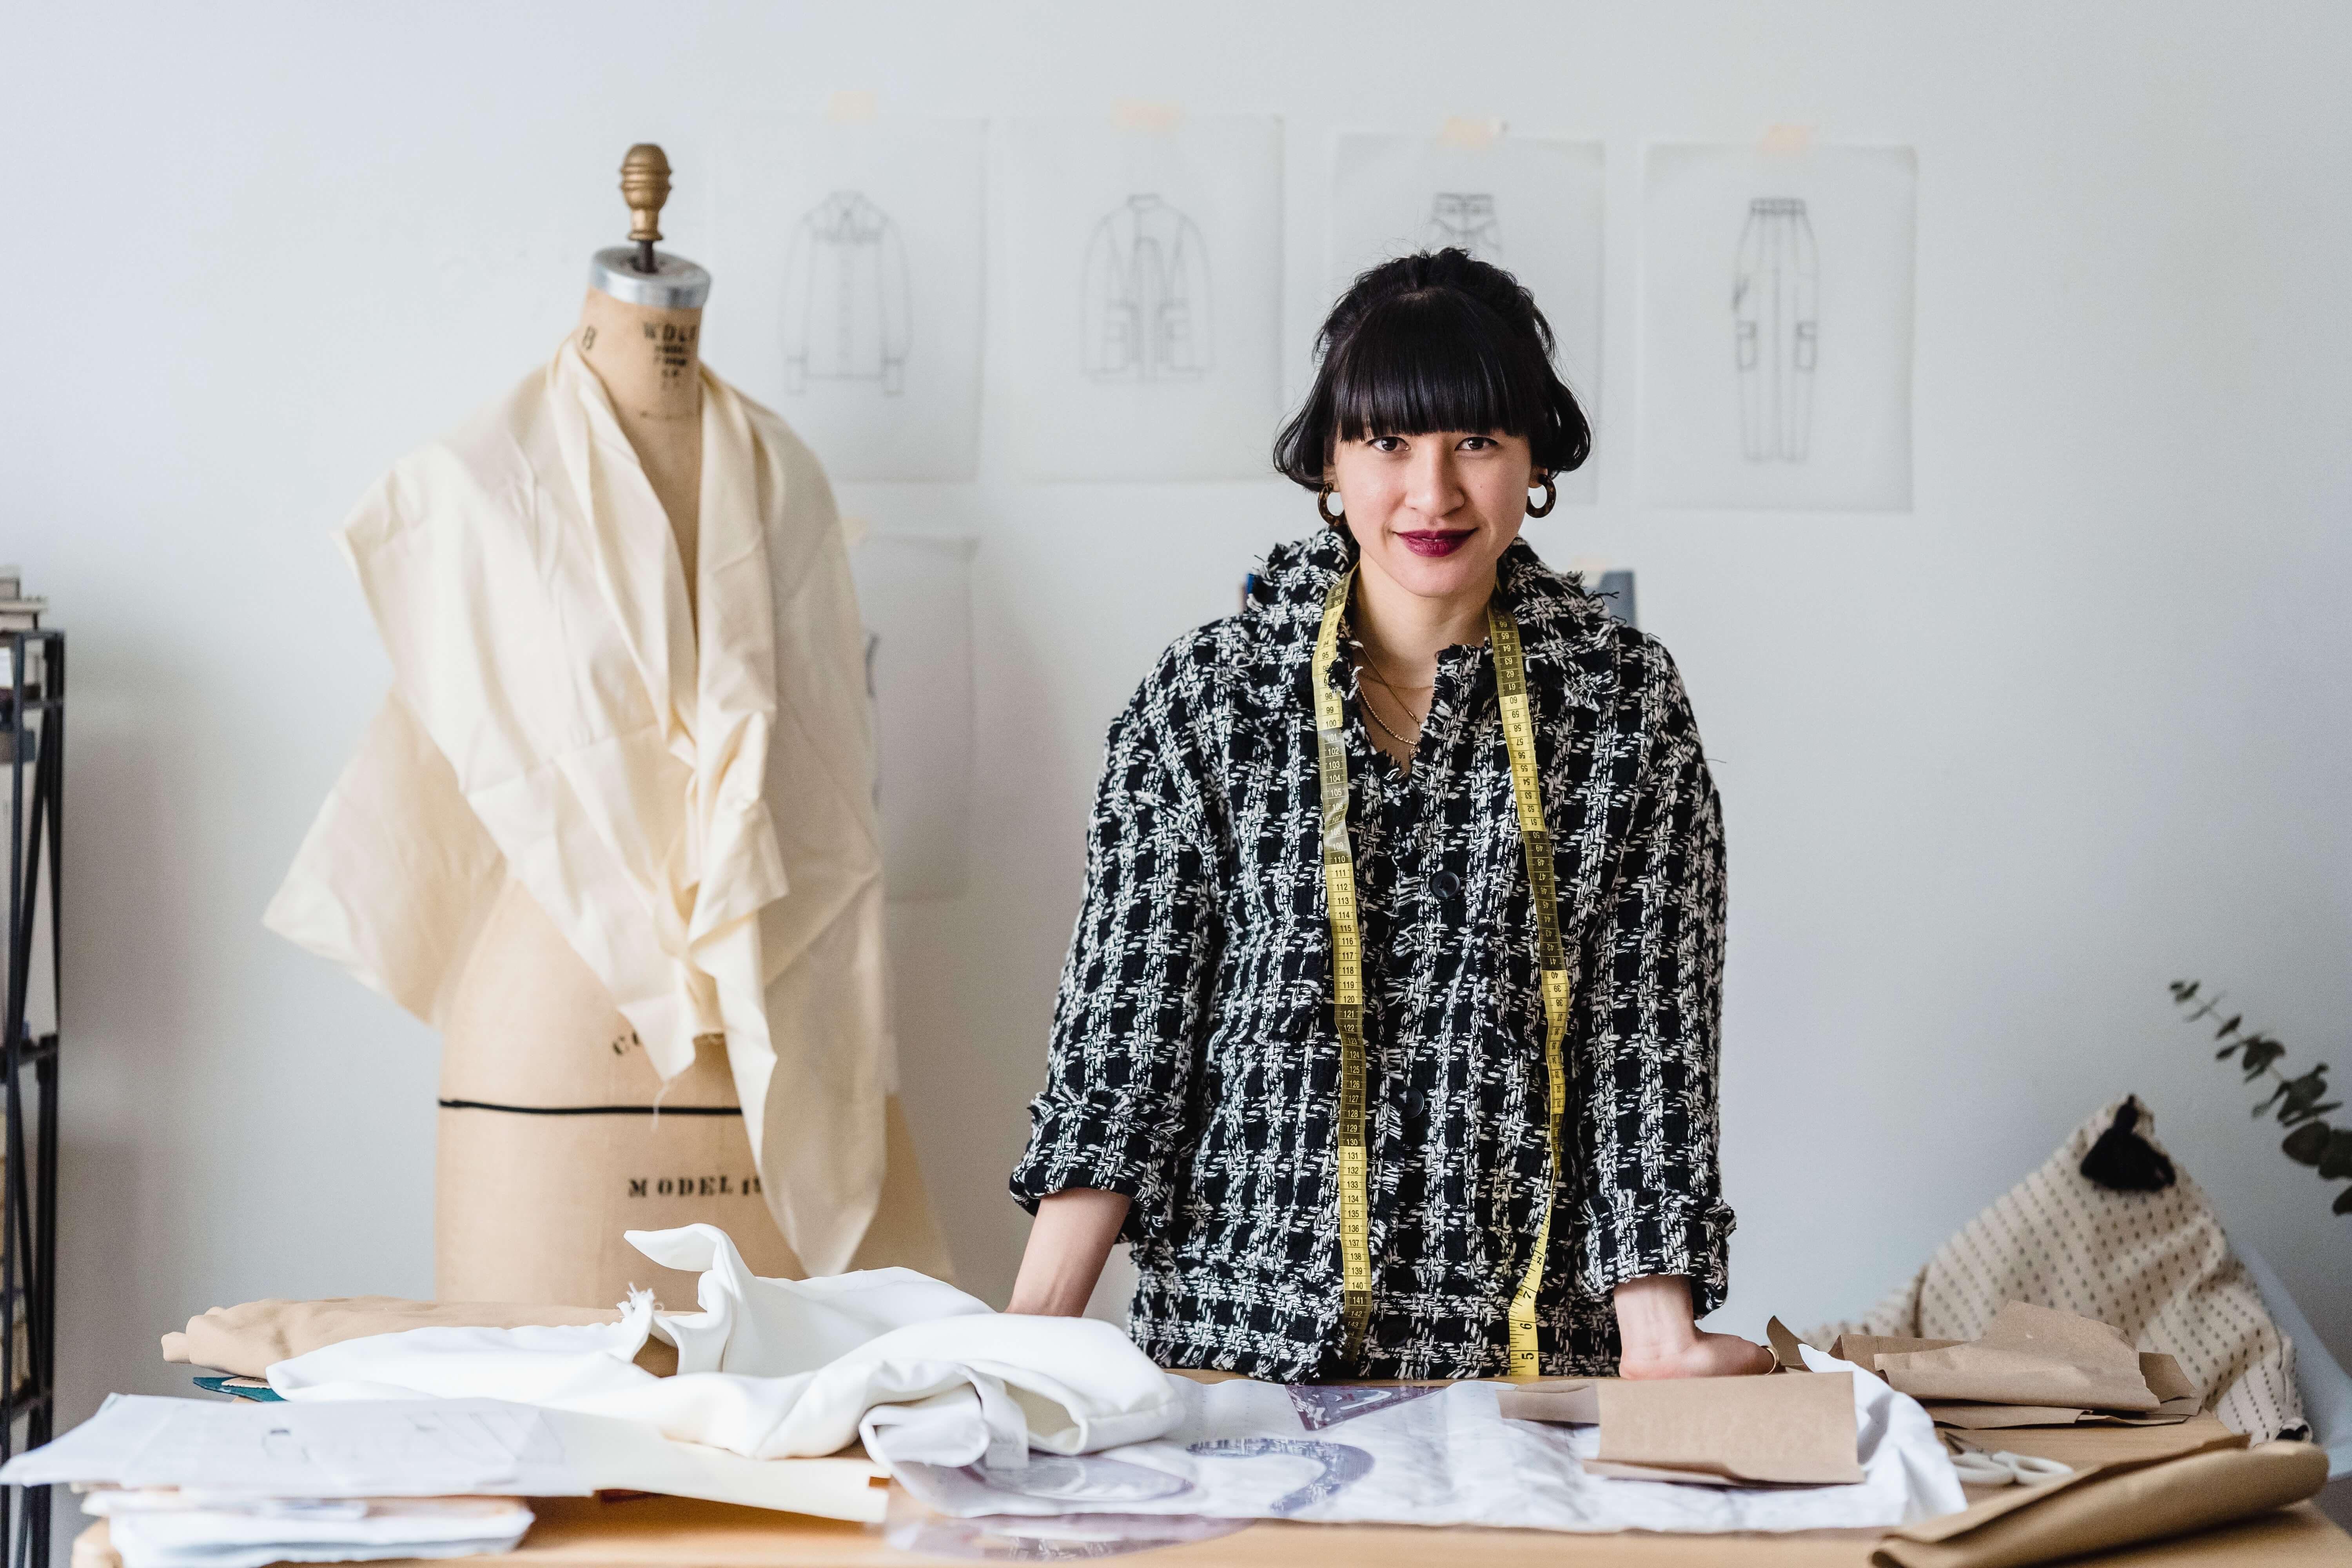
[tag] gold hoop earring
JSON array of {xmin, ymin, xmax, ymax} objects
[
  {"xmin": 1317, "ymin": 484, "xmax": 1345, "ymax": 526},
  {"xmin": 1525, "ymin": 473, "xmax": 1557, "ymax": 518}
]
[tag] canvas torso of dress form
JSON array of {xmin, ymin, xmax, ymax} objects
[{"xmin": 268, "ymin": 147, "xmax": 950, "ymax": 1310}]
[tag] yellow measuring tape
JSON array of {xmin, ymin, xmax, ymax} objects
[{"xmin": 1312, "ymin": 570, "xmax": 1570, "ymax": 1374}]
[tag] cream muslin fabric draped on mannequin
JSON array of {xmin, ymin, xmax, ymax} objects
[{"xmin": 267, "ymin": 343, "xmax": 895, "ymax": 1277}]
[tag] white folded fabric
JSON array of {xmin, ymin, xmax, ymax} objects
[{"xmin": 269, "ymin": 1226, "xmax": 1183, "ymax": 1468}]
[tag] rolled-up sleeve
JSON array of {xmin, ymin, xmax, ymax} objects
[
  {"xmin": 1009, "ymin": 684, "xmax": 1220, "ymax": 1243},
  {"xmin": 1571, "ymin": 644, "xmax": 1735, "ymax": 1314}
]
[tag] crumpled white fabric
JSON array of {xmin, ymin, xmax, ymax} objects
[
  {"xmin": 268, "ymin": 1227, "xmax": 1182, "ymax": 1469},
  {"xmin": 894, "ymin": 1343, "xmax": 1965, "ymax": 1534}
]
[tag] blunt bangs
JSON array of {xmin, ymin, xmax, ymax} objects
[
  {"xmin": 1327, "ymin": 290, "xmax": 1553, "ymax": 451},
  {"xmin": 1272, "ymin": 249, "xmax": 1593, "ymax": 490}
]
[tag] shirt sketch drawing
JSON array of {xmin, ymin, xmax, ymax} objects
[{"xmin": 783, "ymin": 191, "xmax": 912, "ymax": 396}]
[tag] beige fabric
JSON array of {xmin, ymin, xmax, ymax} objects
[
  {"xmin": 266, "ymin": 343, "xmax": 889, "ymax": 1274},
  {"xmin": 1822, "ymin": 1097, "xmax": 2303, "ymax": 1441},
  {"xmin": 161, "ymin": 1297, "xmax": 678, "ymax": 1378}
]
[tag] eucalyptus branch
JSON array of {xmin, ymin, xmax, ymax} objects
[{"xmin": 2171, "ymin": 980, "xmax": 2351, "ymax": 1218}]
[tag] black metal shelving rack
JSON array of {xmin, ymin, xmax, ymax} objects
[{"xmin": 0, "ymin": 630, "xmax": 61, "ymax": 1568}]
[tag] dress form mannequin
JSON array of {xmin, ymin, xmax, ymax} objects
[
  {"xmin": 576, "ymin": 146, "xmax": 706, "ymax": 610},
  {"xmin": 436, "ymin": 148, "xmax": 951, "ymax": 1309}
]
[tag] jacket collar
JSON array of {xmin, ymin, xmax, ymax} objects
[{"xmin": 1246, "ymin": 524, "xmax": 1615, "ymax": 695}]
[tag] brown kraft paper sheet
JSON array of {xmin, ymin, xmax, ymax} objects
[
  {"xmin": 1589, "ymin": 1372, "xmax": 1865, "ymax": 1486},
  {"xmin": 1871, "ymin": 1435, "xmax": 2329, "ymax": 1568},
  {"xmin": 163, "ymin": 1298, "xmax": 678, "ymax": 1378},
  {"xmin": 1876, "ymin": 1303, "xmax": 2161, "ymax": 1412}
]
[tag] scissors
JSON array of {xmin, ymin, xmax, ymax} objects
[{"xmin": 1942, "ymin": 1432, "xmax": 2074, "ymax": 1488}]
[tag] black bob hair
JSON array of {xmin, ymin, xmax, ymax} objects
[{"xmin": 1272, "ymin": 249, "xmax": 1591, "ymax": 490}]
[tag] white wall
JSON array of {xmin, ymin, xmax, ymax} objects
[{"xmin": 5, "ymin": 0, "xmax": 2348, "ymax": 1472}]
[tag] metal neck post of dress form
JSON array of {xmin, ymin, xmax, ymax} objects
[{"xmin": 588, "ymin": 143, "xmax": 711, "ymax": 310}]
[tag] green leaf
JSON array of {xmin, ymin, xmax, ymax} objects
[
  {"xmin": 2240, "ymin": 1037, "xmax": 2288, "ymax": 1075},
  {"xmin": 2284, "ymin": 1123, "xmax": 2330, "ymax": 1165},
  {"xmin": 2336, "ymin": 1185, "xmax": 2352, "ymax": 1217},
  {"xmin": 2215, "ymin": 1014, "xmax": 2243, "ymax": 1039},
  {"xmin": 2172, "ymin": 980, "xmax": 2201, "ymax": 1002},
  {"xmin": 2217, "ymin": 1043, "xmax": 2242, "ymax": 1060},
  {"xmin": 2319, "ymin": 1129, "xmax": 2352, "ymax": 1182},
  {"xmin": 2279, "ymin": 1102, "xmax": 2341, "ymax": 1127}
]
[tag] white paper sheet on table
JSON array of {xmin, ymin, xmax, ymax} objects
[
  {"xmin": 1329, "ymin": 131, "xmax": 1604, "ymax": 506},
  {"xmin": 92, "ymin": 1495, "xmax": 534, "ymax": 1568},
  {"xmin": 1641, "ymin": 142, "xmax": 1916, "ymax": 512},
  {"xmin": 896, "ymin": 1345, "xmax": 1964, "ymax": 1534},
  {"xmin": 711, "ymin": 117, "xmax": 987, "ymax": 481},
  {"xmin": 997, "ymin": 114, "xmax": 1285, "ymax": 481},
  {"xmin": 2, "ymin": 1394, "xmax": 888, "ymax": 1524}
]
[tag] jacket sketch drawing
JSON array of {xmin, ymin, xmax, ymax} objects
[
  {"xmin": 1081, "ymin": 194, "xmax": 1212, "ymax": 381},
  {"xmin": 265, "ymin": 342, "xmax": 892, "ymax": 1276},
  {"xmin": 783, "ymin": 191, "xmax": 912, "ymax": 396}
]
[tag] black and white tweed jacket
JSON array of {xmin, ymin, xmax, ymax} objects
[{"xmin": 1009, "ymin": 525, "xmax": 1732, "ymax": 1380}]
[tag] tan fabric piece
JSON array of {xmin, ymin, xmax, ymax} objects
[
  {"xmin": 161, "ymin": 1297, "xmax": 678, "ymax": 1379},
  {"xmin": 1871, "ymin": 1436, "xmax": 2328, "ymax": 1568},
  {"xmin": 1820, "ymin": 1096, "xmax": 2304, "ymax": 1440},
  {"xmin": 266, "ymin": 344, "xmax": 893, "ymax": 1274}
]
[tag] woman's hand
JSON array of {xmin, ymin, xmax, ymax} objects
[
  {"xmin": 1005, "ymin": 1188, "xmax": 1131, "ymax": 1316},
  {"xmin": 1612, "ymin": 1274, "xmax": 1775, "ymax": 1379}
]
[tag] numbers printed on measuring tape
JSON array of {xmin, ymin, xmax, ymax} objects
[{"xmin": 1313, "ymin": 570, "xmax": 1570, "ymax": 1373}]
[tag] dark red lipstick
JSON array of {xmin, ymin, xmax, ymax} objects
[{"xmin": 1398, "ymin": 530, "xmax": 1473, "ymax": 558}]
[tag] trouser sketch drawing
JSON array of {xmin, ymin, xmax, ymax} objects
[{"xmin": 1733, "ymin": 197, "xmax": 1817, "ymax": 462}]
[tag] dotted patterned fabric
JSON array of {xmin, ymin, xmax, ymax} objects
[
  {"xmin": 1009, "ymin": 526, "xmax": 1733, "ymax": 1381},
  {"xmin": 1820, "ymin": 1096, "xmax": 2304, "ymax": 1440}
]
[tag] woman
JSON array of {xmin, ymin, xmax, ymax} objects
[{"xmin": 1007, "ymin": 249, "xmax": 1769, "ymax": 1381}]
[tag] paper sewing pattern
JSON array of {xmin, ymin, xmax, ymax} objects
[
  {"xmin": 1186, "ymin": 1437, "xmax": 1373, "ymax": 1516},
  {"xmin": 1329, "ymin": 134, "xmax": 1603, "ymax": 505},
  {"xmin": 712, "ymin": 118, "xmax": 985, "ymax": 481},
  {"xmin": 783, "ymin": 192, "xmax": 912, "ymax": 396},
  {"xmin": 1000, "ymin": 116, "xmax": 1283, "ymax": 481},
  {"xmin": 1734, "ymin": 198, "xmax": 1818, "ymax": 462},
  {"xmin": 1642, "ymin": 143, "xmax": 1915, "ymax": 510},
  {"xmin": 1082, "ymin": 195, "xmax": 1212, "ymax": 381}
]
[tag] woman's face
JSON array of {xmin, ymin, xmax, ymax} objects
[{"xmin": 1327, "ymin": 430, "xmax": 1535, "ymax": 603}]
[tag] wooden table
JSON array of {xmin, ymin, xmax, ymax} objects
[{"xmin": 68, "ymin": 1417, "xmax": 2352, "ymax": 1568}]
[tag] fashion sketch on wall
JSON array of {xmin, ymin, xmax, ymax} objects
[
  {"xmin": 1000, "ymin": 115, "xmax": 1283, "ymax": 481},
  {"xmin": 1082, "ymin": 194, "xmax": 1212, "ymax": 381},
  {"xmin": 1329, "ymin": 133, "xmax": 1603, "ymax": 503},
  {"xmin": 712, "ymin": 118, "xmax": 985, "ymax": 481},
  {"xmin": 1423, "ymin": 192, "xmax": 1503, "ymax": 259},
  {"xmin": 1734, "ymin": 196, "xmax": 1817, "ymax": 463},
  {"xmin": 783, "ymin": 191, "xmax": 912, "ymax": 396},
  {"xmin": 1642, "ymin": 144, "xmax": 1914, "ymax": 511}
]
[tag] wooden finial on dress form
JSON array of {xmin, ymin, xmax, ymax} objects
[{"xmin": 620, "ymin": 144, "xmax": 671, "ymax": 274}]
